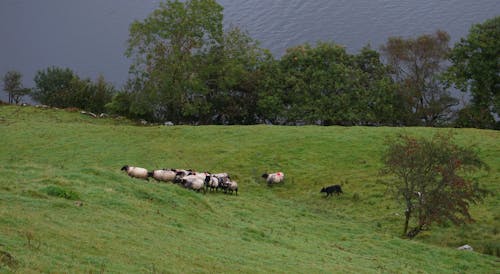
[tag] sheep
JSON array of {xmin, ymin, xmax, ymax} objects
[
  {"xmin": 320, "ymin": 185, "xmax": 343, "ymax": 197},
  {"xmin": 226, "ymin": 180, "xmax": 238, "ymax": 195},
  {"xmin": 181, "ymin": 174, "xmax": 206, "ymax": 193},
  {"xmin": 148, "ymin": 169, "xmax": 176, "ymax": 182},
  {"xmin": 204, "ymin": 174, "xmax": 219, "ymax": 192},
  {"xmin": 262, "ymin": 172, "xmax": 285, "ymax": 185},
  {"xmin": 173, "ymin": 169, "xmax": 192, "ymax": 183},
  {"xmin": 121, "ymin": 165, "xmax": 149, "ymax": 180}
]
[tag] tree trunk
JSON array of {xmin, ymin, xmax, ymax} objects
[{"xmin": 403, "ymin": 208, "xmax": 411, "ymax": 236}]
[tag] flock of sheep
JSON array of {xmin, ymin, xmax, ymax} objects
[
  {"xmin": 121, "ymin": 165, "xmax": 287, "ymax": 195},
  {"xmin": 121, "ymin": 165, "xmax": 343, "ymax": 197}
]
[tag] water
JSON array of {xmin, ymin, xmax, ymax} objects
[{"xmin": 0, "ymin": 0, "xmax": 498, "ymax": 101}]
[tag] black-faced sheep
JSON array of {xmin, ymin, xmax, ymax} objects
[
  {"xmin": 181, "ymin": 174, "xmax": 206, "ymax": 193},
  {"xmin": 262, "ymin": 172, "xmax": 284, "ymax": 185},
  {"xmin": 173, "ymin": 169, "xmax": 192, "ymax": 184},
  {"xmin": 121, "ymin": 165, "xmax": 149, "ymax": 180},
  {"xmin": 320, "ymin": 185, "xmax": 343, "ymax": 197},
  {"xmin": 204, "ymin": 175, "xmax": 219, "ymax": 192},
  {"xmin": 148, "ymin": 169, "xmax": 177, "ymax": 182}
]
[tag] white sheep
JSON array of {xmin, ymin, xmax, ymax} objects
[
  {"xmin": 204, "ymin": 174, "xmax": 219, "ymax": 192},
  {"xmin": 148, "ymin": 169, "xmax": 176, "ymax": 182},
  {"xmin": 227, "ymin": 180, "xmax": 238, "ymax": 195},
  {"xmin": 181, "ymin": 174, "xmax": 206, "ymax": 193},
  {"xmin": 173, "ymin": 169, "xmax": 193, "ymax": 183},
  {"xmin": 262, "ymin": 172, "xmax": 285, "ymax": 185},
  {"xmin": 121, "ymin": 165, "xmax": 149, "ymax": 180}
]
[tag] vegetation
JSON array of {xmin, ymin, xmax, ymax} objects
[
  {"xmin": 3, "ymin": 1, "xmax": 494, "ymax": 129},
  {"xmin": 113, "ymin": 0, "xmax": 271, "ymax": 124},
  {"xmin": 2, "ymin": 70, "xmax": 29, "ymax": 105},
  {"xmin": 380, "ymin": 31, "xmax": 457, "ymax": 126},
  {"xmin": 32, "ymin": 67, "xmax": 115, "ymax": 113},
  {"xmin": 258, "ymin": 43, "xmax": 399, "ymax": 126},
  {"xmin": 446, "ymin": 16, "xmax": 500, "ymax": 129},
  {"xmin": 381, "ymin": 133, "xmax": 490, "ymax": 238},
  {"xmin": 0, "ymin": 105, "xmax": 498, "ymax": 272}
]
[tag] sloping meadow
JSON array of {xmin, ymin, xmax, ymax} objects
[{"xmin": 0, "ymin": 106, "xmax": 498, "ymax": 272}]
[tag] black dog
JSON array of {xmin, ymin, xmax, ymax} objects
[{"xmin": 320, "ymin": 185, "xmax": 343, "ymax": 197}]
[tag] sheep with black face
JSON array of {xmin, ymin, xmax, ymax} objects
[
  {"xmin": 181, "ymin": 174, "xmax": 206, "ymax": 193},
  {"xmin": 121, "ymin": 165, "xmax": 149, "ymax": 180}
]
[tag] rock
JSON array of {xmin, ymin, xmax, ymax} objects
[
  {"xmin": 457, "ymin": 244, "xmax": 473, "ymax": 251},
  {"xmin": 164, "ymin": 121, "xmax": 174, "ymax": 126},
  {"xmin": 80, "ymin": 111, "xmax": 97, "ymax": 118}
]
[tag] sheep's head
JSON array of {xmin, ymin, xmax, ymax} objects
[
  {"xmin": 320, "ymin": 187, "xmax": 326, "ymax": 193},
  {"xmin": 121, "ymin": 165, "xmax": 129, "ymax": 171},
  {"xmin": 261, "ymin": 173, "xmax": 269, "ymax": 179}
]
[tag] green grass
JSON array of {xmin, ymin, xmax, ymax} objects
[{"xmin": 0, "ymin": 105, "xmax": 498, "ymax": 273}]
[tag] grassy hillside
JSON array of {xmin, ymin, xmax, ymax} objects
[{"xmin": 0, "ymin": 105, "xmax": 498, "ymax": 273}]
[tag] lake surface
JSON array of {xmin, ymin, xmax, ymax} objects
[{"xmin": 0, "ymin": 0, "xmax": 498, "ymax": 99}]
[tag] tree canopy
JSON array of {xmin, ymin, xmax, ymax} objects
[
  {"xmin": 381, "ymin": 133, "xmax": 489, "ymax": 238},
  {"xmin": 32, "ymin": 67, "xmax": 115, "ymax": 113},
  {"xmin": 446, "ymin": 16, "xmax": 500, "ymax": 129},
  {"xmin": 381, "ymin": 31, "xmax": 458, "ymax": 126}
]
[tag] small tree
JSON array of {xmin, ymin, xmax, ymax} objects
[
  {"xmin": 381, "ymin": 31, "xmax": 458, "ymax": 126},
  {"xmin": 381, "ymin": 132, "xmax": 489, "ymax": 238},
  {"xmin": 3, "ymin": 70, "xmax": 29, "ymax": 104}
]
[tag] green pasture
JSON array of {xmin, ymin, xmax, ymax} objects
[{"xmin": 0, "ymin": 106, "xmax": 498, "ymax": 273}]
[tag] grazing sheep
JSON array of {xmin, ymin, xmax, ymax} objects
[
  {"xmin": 204, "ymin": 175, "xmax": 219, "ymax": 192},
  {"xmin": 173, "ymin": 169, "xmax": 192, "ymax": 184},
  {"xmin": 148, "ymin": 169, "xmax": 176, "ymax": 182},
  {"xmin": 227, "ymin": 180, "xmax": 238, "ymax": 195},
  {"xmin": 181, "ymin": 175, "xmax": 206, "ymax": 193},
  {"xmin": 320, "ymin": 185, "xmax": 343, "ymax": 197},
  {"xmin": 121, "ymin": 165, "xmax": 149, "ymax": 180},
  {"xmin": 262, "ymin": 172, "xmax": 285, "ymax": 185}
]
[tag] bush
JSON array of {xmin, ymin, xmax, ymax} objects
[{"xmin": 32, "ymin": 67, "xmax": 115, "ymax": 113}]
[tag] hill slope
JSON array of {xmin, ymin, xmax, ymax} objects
[{"xmin": 0, "ymin": 106, "xmax": 498, "ymax": 273}]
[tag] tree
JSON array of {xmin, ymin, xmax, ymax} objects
[
  {"xmin": 124, "ymin": 0, "xmax": 224, "ymax": 123},
  {"xmin": 381, "ymin": 133, "xmax": 489, "ymax": 238},
  {"xmin": 32, "ymin": 67, "xmax": 114, "ymax": 112},
  {"xmin": 2, "ymin": 70, "xmax": 29, "ymax": 104},
  {"xmin": 446, "ymin": 16, "xmax": 500, "ymax": 129},
  {"xmin": 32, "ymin": 67, "xmax": 76, "ymax": 107},
  {"xmin": 257, "ymin": 42, "xmax": 399, "ymax": 125},
  {"xmin": 381, "ymin": 31, "xmax": 458, "ymax": 126},
  {"xmin": 353, "ymin": 45, "xmax": 400, "ymax": 125}
]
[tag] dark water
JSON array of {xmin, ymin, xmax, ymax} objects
[{"xmin": 0, "ymin": 0, "xmax": 498, "ymax": 101}]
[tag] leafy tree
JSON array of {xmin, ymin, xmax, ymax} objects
[
  {"xmin": 353, "ymin": 45, "xmax": 400, "ymax": 125},
  {"xmin": 381, "ymin": 133, "xmax": 489, "ymax": 238},
  {"xmin": 381, "ymin": 31, "xmax": 458, "ymax": 126},
  {"xmin": 125, "ymin": 0, "xmax": 224, "ymax": 123},
  {"xmin": 258, "ymin": 42, "xmax": 398, "ymax": 125},
  {"xmin": 202, "ymin": 26, "xmax": 272, "ymax": 124},
  {"xmin": 446, "ymin": 16, "xmax": 500, "ymax": 129},
  {"xmin": 2, "ymin": 70, "xmax": 29, "ymax": 104},
  {"xmin": 32, "ymin": 67, "xmax": 76, "ymax": 107},
  {"xmin": 32, "ymin": 67, "xmax": 114, "ymax": 112}
]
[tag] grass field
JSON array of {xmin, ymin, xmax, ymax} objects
[{"xmin": 0, "ymin": 105, "xmax": 498, "ymax": 273}]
